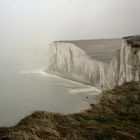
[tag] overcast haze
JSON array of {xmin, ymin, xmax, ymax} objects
[{"xmin": 0, "ymin": 0, "xmax": 140, "ymax": 52}]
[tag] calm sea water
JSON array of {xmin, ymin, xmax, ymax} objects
[{"xmin": 0, "ymin": 48, "xmax": 101, "ymax": 126}]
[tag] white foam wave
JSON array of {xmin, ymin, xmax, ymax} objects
[
  {"xmin": 69, "ymin": 87, "xmax": 102, "ymax": 95},
  {"xmin": 20, "ymin": 68, "xmax": 47, "ymax": 76},
  {"xmin": 20, "ymin": 68, "xmax": 102, "ymax": 96},
  {"xmin": 20, "ymin": 68, "xmax": 91, "ymax": 85}
]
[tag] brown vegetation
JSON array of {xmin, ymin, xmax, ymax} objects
[{"xmin": 0, "ymin": 81, "xmax": 140, "ymax": 140}]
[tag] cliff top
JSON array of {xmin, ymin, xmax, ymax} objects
[
  {"xmin": 124, "ymin": 35, "xmax": 140, "ymax": 48},
  {"xmin": 54, "ymin": 38, "xmax": 122, "ymax": 61},
  {"xmin": 53, "ymin": 36, "xmax": 140, "ymax": 61}
]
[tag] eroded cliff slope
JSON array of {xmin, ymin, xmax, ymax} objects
[{"xmin": 46, "ymin": 36, "xmax": 140, "ymax": 89}]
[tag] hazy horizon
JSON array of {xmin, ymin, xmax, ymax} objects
[{"xmin": 0, "ymin": 0, "xmax": 140, "ymax": 53}]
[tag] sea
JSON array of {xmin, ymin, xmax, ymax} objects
[{"xmin": 0, "ymin": 47, "xmax": 101, "ymax": 126}]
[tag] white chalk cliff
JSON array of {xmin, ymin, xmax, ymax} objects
[{"xmin": 46, "ymin": 36, "xmax": 140, "ymax": 90}]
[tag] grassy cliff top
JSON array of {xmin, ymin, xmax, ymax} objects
[
  {"xmin": 0, "ymin": 81, "xmax": 140, "ymax": 140},
  {"xmin": 53, "ymin": 36, "xmax": 140, "ymax": 61},
  {"xmin": 54, "ymin": 38, "xmax": 122, "ymax": 61},
  {"xmin": 124, "ymin": 35, "xmax": 140, "ymax": 48}
]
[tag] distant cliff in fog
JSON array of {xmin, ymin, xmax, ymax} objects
[{"xmin": 46, "ymin": 36, "xmax": 140, "ymax": 90}]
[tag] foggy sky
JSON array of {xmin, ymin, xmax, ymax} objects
[{"xmin": 0, "ymin": 0, "xmax": 140, "ymax": 52}]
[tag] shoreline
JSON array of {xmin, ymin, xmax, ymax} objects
[{"xmin": 0, "ymin": 81, "xmax": 140, "ymax": 140}]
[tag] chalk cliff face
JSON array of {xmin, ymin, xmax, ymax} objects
[{"xmin": 46, "ymin": 36, "xmax": 140, "ymax": 90}]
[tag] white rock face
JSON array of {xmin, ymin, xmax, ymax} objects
[
  {"xmin": 118, "ymin": 39, "xmax": 140, "ymax": 85},
  {"xmin": 46, "ymin": 36, "xmax": 140, "ymax": 90}
]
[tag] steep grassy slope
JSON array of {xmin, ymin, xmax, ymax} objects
[{"xmin": 0, "ymin": 82, "xmax": 140, "ymax": 140}]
